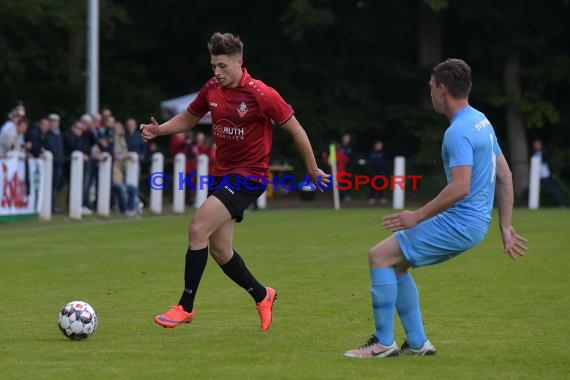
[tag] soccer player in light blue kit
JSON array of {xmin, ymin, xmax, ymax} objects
[{"xmin": 345, "ymin": 58, "xmax": 527, "ymax": 358}]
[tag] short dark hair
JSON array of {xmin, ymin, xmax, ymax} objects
[
  {"xmin": 207, "ymin": 32, "xmax": 243, "ymax": 56},
  {"xmin": 431, "ymin": 58, "xmax": 472, "ymax": 99}
]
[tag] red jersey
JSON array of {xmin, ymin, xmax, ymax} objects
[{"xmin": 187, "ymin": 69, "xmax": 294, "ymax": 179}]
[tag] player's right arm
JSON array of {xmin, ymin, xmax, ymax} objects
[
  {"xmin": 495, "ymin": 154, "xmax": 527, "ymax": 260},
  {"xmin": 140, "ymin": 111, "xmax": 201, "ymax": 141},
  {"xmin": 382, "ymin": 165, "xmax": 471, "ymax": 231},
  {"xmin": 141, "ymin": 79, "xmax": 213, "ymax": 141}
]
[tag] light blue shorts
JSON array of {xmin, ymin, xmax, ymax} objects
[{"xmin": 395, "ymin": 213, "xmax": 487, "ymax": 268}]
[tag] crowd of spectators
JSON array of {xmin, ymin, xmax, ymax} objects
[{"xmin": 0, "ymin": 102, "xmax": 216, "ymax": 215}]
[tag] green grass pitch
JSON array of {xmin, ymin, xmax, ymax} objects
[{"xmin": 0, "ymin": 208, "xmax": 568, "ymax": 379}]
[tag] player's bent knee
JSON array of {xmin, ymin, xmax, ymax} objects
[
  {"xmin": 368, "ymin": 248, "xmax": 387, "ymax": 268},
  {"xmin": 368, "ymin": 247, "xmax": 402, "ymax": 269}
]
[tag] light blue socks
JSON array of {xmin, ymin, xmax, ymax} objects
[
  {"xmin": 396, "ymin": 272, "xmax": 426, "ymax": 348},
  {"xmin": 370, "ymin": 268, "xmax": 397, "ymax": 346}
]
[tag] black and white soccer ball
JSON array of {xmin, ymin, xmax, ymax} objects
[{"xmin": 58, "ymin": 301, "xmax": 98, "ymax": 340}]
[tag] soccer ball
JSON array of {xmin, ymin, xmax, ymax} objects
[{"xmin": 58, "ymin": 301, "xmax": 98, "ymax": 340}]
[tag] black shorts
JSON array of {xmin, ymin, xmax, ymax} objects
[{"xmin": 207, "ymin": 174, "xmax": 266, "ymax": 222}]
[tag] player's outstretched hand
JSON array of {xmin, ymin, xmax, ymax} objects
[
  {"xmin": 381, "ymin": 210, "xmax": 420, "ymax": 232},
  {"xmin": 501, "ymin": 225, "xmax": 527, "ymax": 260},
  {"xmin": 309, "ymin": 168, "xmax": 331, "ymax": 192},
  {"xmin": 140, "ymin": 117, "xmax": 160, "ymax": 141}
]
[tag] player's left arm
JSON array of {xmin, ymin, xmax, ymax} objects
[
  {"xmin": 382, "ymin": 165, "xmax": 471, "ymax": 231},
  {"xmin": 280, "ymin": 116, "xmax": 330, "ymax": 191}
]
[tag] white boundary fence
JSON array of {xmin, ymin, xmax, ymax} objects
[
  {"xmin": 149, "ymin": 152, "xmax": 164, "ymax": 214},
  {"xmin": 125, "ymin": 152, "xmax": 139, "ymax": 187},
  {"xmin": 0, "ymin": 150, "xmax": 552, "ymax": 221},
  {"xmin": 172, "ymin": 153, "xmax": 186, "ymax": 214},
  {"xmin": 69, "ymin": 151, "xmax": 84, "ymax": 220},
  {"xmin": 393, "ymin": 156, "xmax": 406, "ymax": 210},
  {"xmin": 195, "ymin": 154, "xmax": 209, "ymax": 209},
  {"xmin": 96, "ymin": 152, "xmax": 112, "ymax": 216},
  {"xmin": 528, "ymin": 155, "xmax": 541, "ymax": 210},
  {"xmin": 39, "ymin": 151, "xmax": 53, "ymax": 221}
]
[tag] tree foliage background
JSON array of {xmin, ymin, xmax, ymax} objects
[{"xmin": 0, "ymin": 0, "xmax": 568, "ymax": 199}]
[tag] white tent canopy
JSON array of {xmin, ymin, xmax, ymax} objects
[{"xmin": 160, "ymin": 92, "xmax": 212, "ymax": 124}]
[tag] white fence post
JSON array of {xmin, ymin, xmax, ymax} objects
[
  {"xmin": 257, "ymin": 191, "xmax": 267, "ymax": 209},
  {"xmin": 393, "ymin": 156, "xmax": 406, "ymax": 210},
  {"xmin": 194, "ymin": 154, "xmax": 209, "ymax": 209},
  {"xmin": 69, "ymin": 151, "xmax": 84, "ymax": 219},
  {"xmin": 173, "ymin": 153, "xmax": 186, "ymax": 213},
  {"xmin": 96, "ymin": 152, "xmax": 112, "ymax": 216},
  {"xmin": 150, "ymin": 152, "xmax": 164, "ymax": 214},
  {"xmin": 529, "ymin": 155, "xmax": 541, "ymax": 210},
  {"xmin": 39, "ymin": 151, "xmax": 53, "ymax": 221},
  {"xmin": 125, "ymin": 152, "xmax": 140, "ymax": 187}
]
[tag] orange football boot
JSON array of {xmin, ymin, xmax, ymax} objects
[
  {"xmin": 256, "ymin": 287, "xmax": 277, "ymax": 332},
  {"xmin": 154, "ymin": 305, "xmax": 195, "ymax": 328}
]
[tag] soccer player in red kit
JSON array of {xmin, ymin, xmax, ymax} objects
[{"xmin": 140, "ymin": 32, "xmax": 330, "ymax": 331}]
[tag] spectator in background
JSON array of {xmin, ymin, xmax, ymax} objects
[
  {"xmin": 340, "ymin": 133, "xmax": 354, "ymax": 170},
  {"xmin": 82, "ymin": 114, "xmax": 100, "ymax": 215},
  {"xmin": 532, "ymin": 139, "xmax": 565, "ymax": 208},
  {"xmin": 99, "ymin": 115, "xmax": 116, "ymax": 140},
  {"xmin": 29, "ymin": 118, "xmax": 50, "ymax": 158},
  {"xmin": 331, "ymin": 142, "xmax": 350, "ymax": 201},
  {"xmin": 194, "ymin": 131, "xmax": 215, "ymax": 192},
  {"xmin": 63, "ymin": 120, "xmax": 90, "ymax": 164},
  {"xmin": 170, "ymin": 132, "xmax": 187, "ymax": 157},
  {"xmin": 63, "ymin": 121, "xmax": 82, "ymax": 157},
  {"xmin": 170, "ymin": 131, "xmax": 198, "ymax": 178},
  {"xmin": 0, "ymin": 117, "xmax": 31, "ymax": 195},
  {"xmin": 0, "ymin": 117, "xmax": 30, "ymax": 158},
  {"xmin": 45, "ymin": 114, "xmax": 65, "ymax": 213},
  {"xmin": 101, "ymin": 108, "xmax": 113, "ymax": 125},
  {"xmin": 88, "ymin": 133, "xmax": 113, "ymax": 210},
  {"xmin": 1, "ymin": 106, "xmax": 26, "ymax": 135},
  {"xmin": 368, "ymin": 140, "xmax": 387, "ymax": 205},
  {"xmin": 142, "ymin": 141, "xmax": 158, "ymax": 174},
  {"xmin": 125, "ymin": 117, "xmax": 146, "ymax": 162},
  {"xmin": 81, "ymin": 134, "xmax": 110, "ymax": 215},
  {"xmin": 340, "ymin": 132, "xmax": 353, "ymax": 201},
  {"xmin": 91, "ymin": 112, "xmax": 103, "ymax": 130},
  {"xmin": 112, "ymin": 122, "xmax": 139, "ymax": 217},
  {"xmin": 321, "ymin": 142, "xmax": 349, "ymax": 200},
  {"xmin": 194, "ymin": 132, "xmax": 211, "ymax": 156},
  {"xmin": 138, "ymin": 129, "xmax": 159, "ymax": 209},
  {"xmin": 63, "ymin": 120, "xmax": 90, "ymax": 202},
  {"xmin": 79, "ymin": 114, "xmax": 97, "ymax": 154}
]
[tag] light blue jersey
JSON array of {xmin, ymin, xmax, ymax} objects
[
  {"xmin": 395, "ymin": 105, "xmax": 502, "ymax": 268},
  {"xmin": 442, "ymin": 105, "xmax": 502, "ymax": 231}
]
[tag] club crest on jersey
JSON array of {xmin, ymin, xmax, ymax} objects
[{"xmin": 237, "ymin": 102, "xmax": 248, "ymax": 118}]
